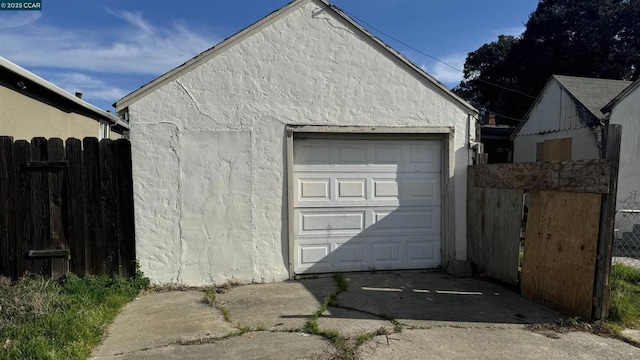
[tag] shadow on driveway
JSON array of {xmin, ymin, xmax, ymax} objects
[{"xmin": 312, "ymin": 271, "xmax": 558, "ymax": 328}]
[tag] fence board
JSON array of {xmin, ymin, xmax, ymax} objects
[
  {"xmin": 83, "ymin": 138, "xmax": 104, "ymax": 275},
  {"xmin": 30, "ymin": 137, "xmax": 49, "ymax": 275},
  {"xmin": 0, "ymin": 137, "xmax": 135, "ymax": 279},
  {"xmin": 47, "ymin": 138, "xmax": 67, "ymax": 278},
  {"xmin": 66, "ymin": 138, "xmax": 87, "ymax": 274},
  {"xmin": 114, "ymin": 140, "xmax": 136, "ymax": 277},
  {"xmin": 0, "ymin": 137, "xmax": 15, "ymax": 277},
  {"xmin": 482, "ymin": 188, "xmax": 522, "ymax": 284},
  {"xmin": 467, "ymin": 166, "xmax": 522, "ymax": 284},
  {"xmin": 100, "ymin": 140, "xmax": 119, "ymax": 275},
  {"xmin": 521, "ymin": 190, "xmax": 601, "ymax": 320},
  {"xmin": 474, "ymin": 160, "xmax": 610, "ymax": 194},
  {"xmin": 13, "ymin": 141, "xmax": 31, "ymax": 277}
]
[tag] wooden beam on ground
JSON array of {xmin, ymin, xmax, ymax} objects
[{"xmin": 474, "ymin": 159, "xmax": 611, "ymax": 194}]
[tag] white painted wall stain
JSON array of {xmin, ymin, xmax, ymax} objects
[{"xmin": 128, "ymin": 1, "xmax": 474, "ymax": 285}]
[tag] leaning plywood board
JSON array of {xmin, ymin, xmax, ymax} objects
[{"xmin": 521, "ymin": 190, "xmax": 601, "ymax": 320}]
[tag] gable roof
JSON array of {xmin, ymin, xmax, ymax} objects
[
  {"xmin": 0, "ymin": 56, "xmax": 129, "ymax": 130},
  {"xmin": 512, "ymin": 75, "xmax": 631, "ymax": 138},
  {"xmin": 554, "ymin": 75, "xmax": 631, "ymax": 121},
  {"xmin": 114, "ymin": 0, "xmax": 476, "ymax": 114},
  {"xmin": 602, "ymin": 77, "xmax": 640, "ymax": 113}
]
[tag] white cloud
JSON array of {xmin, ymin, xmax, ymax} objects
[
  {"xmin": 0, "ymin": 10, "xmax": 219, "ymax": 75},
  {"xmin": 45, "ymin": 72, "xmax": 129, "ymax": 102},
  {"xmin": 421, "ymin": 54, "xmax": 466, "ymax": 87},
  {"xmin": 0, "ymin": 11, "xmax": 42, "ymax": 30}
]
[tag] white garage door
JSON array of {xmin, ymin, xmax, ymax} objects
[{"xmin": 293, "ymin": 138, "xmax": 442, "ymax": 274}]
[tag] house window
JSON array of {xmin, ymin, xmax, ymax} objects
[{"xmin": 99, "ymin": 122, "xmax": 110, "ymax": 140}]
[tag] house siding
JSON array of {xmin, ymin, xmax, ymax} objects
[
  {"xmin": 513, "ymin": 128, "xmax": 601, "ymax": 163},
  {"xmin": 0, "ymin": 85, "xmax": 122, "ymax": 140},
  {"xmin": 609, "ymin": 87, "xmax": 640, "ymax": 210},
  {"xmin": 127, "ymin": 1, "xmax": 474, "ymax": 285}
]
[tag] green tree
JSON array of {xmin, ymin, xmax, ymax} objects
[{"xmin": 455, "ymin": 0, "xmax": 638, "ymax": 125}]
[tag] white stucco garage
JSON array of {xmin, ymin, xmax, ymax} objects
[{"xmin": 115, "ymin": 0, "xmax": 477, "ymax": 285}]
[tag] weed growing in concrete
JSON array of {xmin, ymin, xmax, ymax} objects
[
  {"xmin": 334, "ymin": 272, "xmax": 348, "ymax": 293},
  {"xmin": 204, "ymin": 288, "xmax": 232, "ymax": 322}
]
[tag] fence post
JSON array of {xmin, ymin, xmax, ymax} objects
[{"xmin": 593, "ymin": 124, "xmax": 622, "ymax": 320}]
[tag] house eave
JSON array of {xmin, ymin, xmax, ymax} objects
[{"xmin": 0, "ymin": 56, "xmax": 129, "ymax": 130}]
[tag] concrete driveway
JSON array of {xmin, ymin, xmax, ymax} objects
[{"xmin": 91, "ymin": 271, "xmax": 640, "ymax": 360}]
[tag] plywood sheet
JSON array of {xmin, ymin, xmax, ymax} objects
[
  {"xmin": 521, "ymin": 190, "xmax": 601, "ymax": 320},
  {"xmin": 537, "ymin": 138, "xmax": 572, "ymax": 161}
]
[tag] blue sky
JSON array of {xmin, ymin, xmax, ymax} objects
[{"xmin": 0, "ymin": 0, "xmax": 538, "ymax": 111}]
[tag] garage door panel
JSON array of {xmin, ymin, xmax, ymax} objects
[
  {"xmin": 294, "ymin": 138, "xmax": 442, "ymax": 274},
  {"xmin": 406, "ymin": 177, "xmax": 439, "ymax": 202},
  {"xmin": 334, "ymin": 242, "xmax": 366, "ymax": 264},
  {"xmin": 337, "ymin": 179, "xmax": 366, "ymax": 200},
  {"xmin": 373, "ymin": 208, "xmax": 440, "ymax": 234},
  {"xmin": 298, "ymin": 178, "xmax": 331, "ymax": 201},
  {"xmin": 338, "ymin": 145, "xmax": 367, "ymax": 164},
  {"xmin": 407, "ymin": 241, "xmax": 436, "ymax": 262},
  {"xmin": 373, "ymin": 179, "xmax": 399, "ymax": 198},
  {"xmin": 295, "ymin": 144, "xmax": 332, "ymax": 164},
  {"xmin": 299, "ymin": 211, "xmax": 365, "ymax": 233},
  {"xmin": 295, "ymin": 173, "xmax": 440, "ymax": 207},
  {"xmin": 372, "ymin": 243, "xmax": 401, "ymax": 262}
]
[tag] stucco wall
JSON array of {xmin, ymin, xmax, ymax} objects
[
  {"xmin": 127, "ymin": 1, "xmax": 474, "ymax": 285},
  {"xmin": 609, "ymin": 88, "xmax": 640, "ymax": 210},
  {"xmin": 0, "ymin": 85, "xmax": 121, "ymax": 140},
  {"xmin": 513, "ymin": 128, "xmax": 601, "ymax": 163}
]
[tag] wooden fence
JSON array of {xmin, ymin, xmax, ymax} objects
[
  {"xmin": 468, "ymin": 125, "xmax": 621, "ymax": 321},
  {"xmin": 0, "ymin": 136, "xmax": 136, "ymax": 279}
]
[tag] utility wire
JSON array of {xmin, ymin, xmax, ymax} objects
[{"xmin": 337, "ymin": 7, "xmax": 539, "ymax": 103}]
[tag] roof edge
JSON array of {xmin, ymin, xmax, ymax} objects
[
  {"xmin": 602, "ymin": 77, "xmax": 640, "ymax": 114},
  {"xmin": 511, "ymin": 76, "xmax": 556, "ymax": 140},
  {"xmin": 115, "ymin": 0, "xmax": 477, "ymax": 115},
  {"xmin": 115, "ymin": 0, "xmax": 313, "ymax": 111},
  {"xmin": 321, "ymin": 1, "xmax": 476, "ymax": 114},
  {"xmin": 0, "ymin": 56, "xmax": 128, "ymax": 130}
]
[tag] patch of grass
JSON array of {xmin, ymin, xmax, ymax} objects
[
  {"xmin": 0, "ymin": 270, "xmax": 149, "ymax": 360},
  {"xmin": 609, "ymin": 263, "xmax": 640, "ymax": 328}
]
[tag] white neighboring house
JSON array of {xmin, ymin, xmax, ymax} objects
[
  {"xmin": 512, "ymin": 75, "xmax": 631, "ymax": 163},
  {"xmin": 114, "ymin": 0, "xmax": 478, "ymax": 285},
  {"xmin": 602, "ymin": 78, "xmax": 640, "ymax": 210}
]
